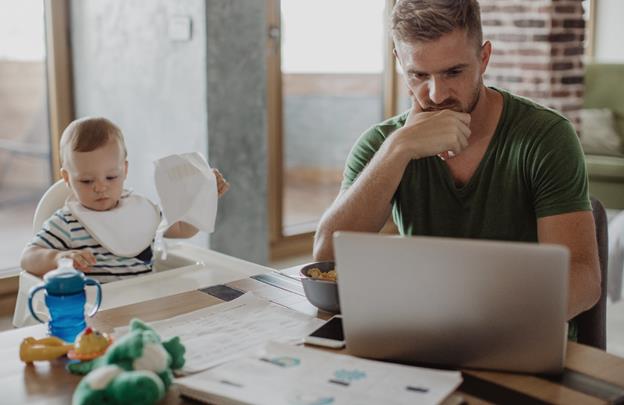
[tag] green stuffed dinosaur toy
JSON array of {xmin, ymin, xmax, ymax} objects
[{"xmin": 68, "ymin": 318, "xmax": 185, "ymax": 405}]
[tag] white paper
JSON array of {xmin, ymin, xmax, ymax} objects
[
  {"xmin": 176, "ymin": 341, "xmax": 463, "ymax": 405},
  {"xmin": 114, "ymin": 293, "xmax": 324, "ymax": 374},
  {"xmin": 154, "ymin": 152, "xmax": 218, "ymax": 233}
]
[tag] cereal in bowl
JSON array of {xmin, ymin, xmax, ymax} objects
[{"xmin": 307, "ymin": 267, "xmax": 337, "ymax": 282}]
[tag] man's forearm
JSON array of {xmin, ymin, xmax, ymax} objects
[
  {"xmin": 313, "ymin": 137, "xmax": 411, "ymax": 261},
  {"xmin": 314, "ymin": 107, "xmax": 472, "ymax": 260},
  {"xmin": 536, "ymin": 211, "xmax": 601, "ymax": 321},
  {"xmin": 567, "ymin": 261, "xmax": 601, "ymax": 320}
]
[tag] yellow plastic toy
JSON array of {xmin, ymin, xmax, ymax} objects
[
  {"xmin": 67, "ymin": 327, "xmax": 113, "ymax": 361},
  {"xmin": 20, "ymin": 336, "xmax": 74, "ymax": 363}
]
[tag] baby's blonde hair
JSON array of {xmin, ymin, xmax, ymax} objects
[{"xmin": 60, "ymin": 117, "xmax": 128, "ymax": 168}]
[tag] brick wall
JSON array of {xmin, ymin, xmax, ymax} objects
[{"xmin": 480, "ymin": 0, "xmax": 586, "ymax": 129}]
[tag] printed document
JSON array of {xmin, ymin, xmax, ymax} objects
[
  {"xmin": 176, "ymin": 341, "xmax": 463, "ymax": 405},
  {"xmin": 114, "ymin": 293, "xmax": 323, "ymax": 374}
]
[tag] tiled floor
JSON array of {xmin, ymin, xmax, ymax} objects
[
  {"xmin": 0, "ymin": 315, "xmax": 12, "ymax": 331},
  {"xmin": 0, "ymin": 199, "xmax": 38, "ymax": 272},
  {"xmin": 270, "ymin": 253, "xmax": 313, "ymax": 270},
  {"xmin": 282, "ymin": 167, "xmax": 341, "ymax": 232}
]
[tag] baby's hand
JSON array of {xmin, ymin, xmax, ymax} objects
[
  {"xmin": 213, "ymin": 168, "xmax": 230, "ymax": 197},
  {"xmin": 56, "ymin": 249, "xmax": 96, "ymax": 272}
]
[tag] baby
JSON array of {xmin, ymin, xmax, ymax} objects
[{"xmin": 20, "ymin": 117, "xmax": 229, "ymax": 282}]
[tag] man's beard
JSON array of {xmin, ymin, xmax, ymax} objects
[
  {"xmin": 422, "ymin": 79, "xmax": 483, "ymax": 114},
  {"xmin": 465, "ymin": 79, "xmax": 482, "ymax": 113}
]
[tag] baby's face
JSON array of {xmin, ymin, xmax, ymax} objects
[{"xmin": 61, "ymin": 139, "xmax": 127, "ymax": 211}]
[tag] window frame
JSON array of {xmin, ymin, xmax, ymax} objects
[
  {"xmin": 44, "ymin": 0, "xmax": 74, "ymax": 180},
  {"xmin": 585, "ymin": 0, "xmax": 597, "ymax": 61}
]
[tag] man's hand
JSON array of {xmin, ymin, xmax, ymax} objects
[
  {"xmin": 56, "ymin": 249, "xmax": 96, "ymax": 272},
  {"xmin": 390, "ymin": 95, "xmax": 471, "ymax": 161}
]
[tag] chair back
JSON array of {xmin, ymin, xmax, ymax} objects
[
  {"xmin": 32, "ymin": 179, "xmax": 70, "ymax": 233},
  {"xmin": 575, "ymin": 197, "xmax": 608, "ymax": 349}
]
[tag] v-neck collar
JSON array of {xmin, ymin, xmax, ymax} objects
[{"xmin": 437, "ymin": 87, "xmax": 508, "ymax": 197}]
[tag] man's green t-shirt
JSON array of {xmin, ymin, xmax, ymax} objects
[{"xmin": 342, "ymin": 88, "xmax": 591, "ymax": 242}]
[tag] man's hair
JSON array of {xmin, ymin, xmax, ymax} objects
[
  {"xmin": 60, "ymin": 117, "xmax": 128, "ymax": 167},
  {"xmin": 391, "ymin": 0, "xmax": 483, "ymax": 48}
]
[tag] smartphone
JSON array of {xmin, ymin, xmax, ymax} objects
[{"xmin": 304, "ymin": 315, "xmax": 345, "ymax": 348}]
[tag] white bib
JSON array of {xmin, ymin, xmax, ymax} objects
[{"xmin": 67, "ymin": 191, "xmax": 161, "ymax": 257}]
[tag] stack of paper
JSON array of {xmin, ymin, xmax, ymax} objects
[
  {"xmin": 175, "ymin": 341, "xmax": 463, "ymax": 405},
  {"xmin": 114, "ymin": 293, "xmax": 324, "ymax": 374}
]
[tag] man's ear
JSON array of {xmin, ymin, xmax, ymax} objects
[{"xmin": 479, "ymin": 40, "xmax": 492, "ymax": 75}]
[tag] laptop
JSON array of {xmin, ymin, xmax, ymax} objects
[{"xmin": 333, "ymin": 231, "xmax": 570, "ymax": 374}]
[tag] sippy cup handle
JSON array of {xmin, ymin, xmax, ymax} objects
[
  {"xmin": 28, "ymin": 285, "xmax": 47, "ymax": 324},
  {"xmin": 84, "ymin": 278, "xmax": 102, "ymax": 318}
]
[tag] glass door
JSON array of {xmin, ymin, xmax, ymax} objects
[
  {"xmin": 267, "ymin": 0, "xmax": 396, "ymax": 259},
  {"xmin": 0, "ymin": 0, "xmax": 72, "ymax": 272},
  {"xmin": 0, "ymin": 0, "xmax": 51, "ymax": 271},
  {"xmin": 281, "ymin": 0, "xmax": 387, "ymax": 235}
]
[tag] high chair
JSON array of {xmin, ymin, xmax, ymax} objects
[
  {"xmin": 13, "ymin": 180, "xmax": 273, "ymax": 328},
  {"xmin": 13, "ymin": 180, "xmax": 69, "ymax": 327}
]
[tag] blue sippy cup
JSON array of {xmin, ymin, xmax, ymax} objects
[{"xmin": 28, "ymin": 258, "xmax": 102, "ymax": 342}]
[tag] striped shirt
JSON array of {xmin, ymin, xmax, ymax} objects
[{"xmin": 30, "ymin": 206, "xmax": 153, "ymax": 283}]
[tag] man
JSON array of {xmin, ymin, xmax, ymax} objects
[{"xmin": 313, "ymin": 0, "xmax": 600, "ymax": 324}]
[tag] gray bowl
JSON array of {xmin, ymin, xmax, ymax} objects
[{"xmin": 300, "ymin": 261, "xmax": 340, "ymax": 314}]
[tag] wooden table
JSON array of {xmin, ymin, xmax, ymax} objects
[{"xmin": 2, "ymin": 273, "xmax": 624, "ymax": 404}]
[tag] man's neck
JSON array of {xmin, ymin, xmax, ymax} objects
[{"xmin": 467, "ymin": 86, "xmax": 502, "ymax": 144}]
